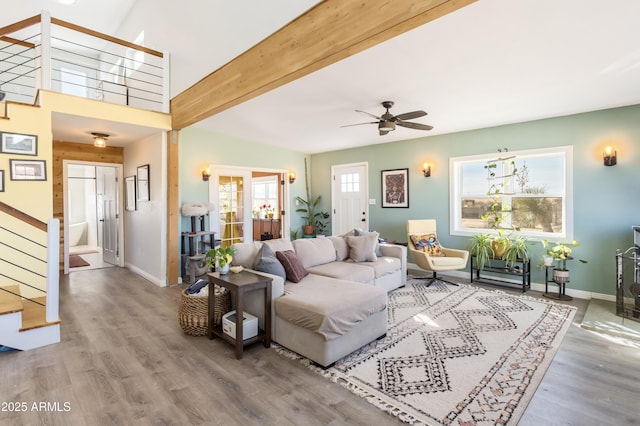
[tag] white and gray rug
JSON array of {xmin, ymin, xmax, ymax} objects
[{"xmin": 276, "ymin": 278, "xmax": 576, "ymax": 425}]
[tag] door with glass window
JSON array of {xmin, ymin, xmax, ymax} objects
[
  {"xmin": 210, "ymin": 168, "xmax": 252, "ymax": 247},
  {"xmin": 332, "ymin": 163, "xmax": 368, "ymax": 235}
]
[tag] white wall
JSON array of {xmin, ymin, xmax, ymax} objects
[{"xmin": 123, "ymin": 132, "xmax": 167, "ymax": 286}]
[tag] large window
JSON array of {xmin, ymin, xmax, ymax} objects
[{"xmin": 450, "ymin": 146, "xmax": 573, "ymax": 240}]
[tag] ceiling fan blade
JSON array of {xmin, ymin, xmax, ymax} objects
[
  {"xmin": 355, "ymin": 110, "xmax": 382, "ymax": 120},
  {"xmin": 396, "ymin": 121, "xmax": 433, "ymax": 131},
  {"xmin": 394, "ymin": 110, "xmax": 427, "ymax": 121},
  {"xmin": 340, "ymin": 121, "xmax": 378, "ymax": 128}
]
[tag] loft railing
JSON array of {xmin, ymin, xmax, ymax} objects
[
  {"xmin": 0, "ymin": 11, "xmax": 169, "ymax": 112},
  {"xmin": 0, "ymin": 202, "xmax": 59, "ymax": 323}
]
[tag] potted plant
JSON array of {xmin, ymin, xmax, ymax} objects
[
  {"xmin": 296, "ymin": 158, "xmax": 329, "ymax": 235},
  {"xmin": 541, "ymin": 239, "xmax": 587, "ymax": 283},
  {"xmin": 502, "ymin": 234, "xmax": 533, "ymax": 269},
  {"xmin": 205, "ymin": 245, "xmax": 237, "ymax": 274},
  {"xmin": 491, "ymin": 231, "xmax": 511, "ymax": 259},
  {"xmin": 469, "ymin": 233, "xmax": 495, "ymax": 270}
]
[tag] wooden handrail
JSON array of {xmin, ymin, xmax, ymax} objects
[
  {"xmin": 0, "ymin": 14, "xmax": 41, "ymax": 39},
  {"xmin": 51, "ymin": 17, "xmax": 163, "ymax": 58},
  {"xmin": 0, "ymin": 35, "xmax": 36, "ymax": 49},
  {"xmin": 0, "ymin": 201, "xmax": 47, "ymax": 232}
]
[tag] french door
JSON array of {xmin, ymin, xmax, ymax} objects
[{"xmin": 209, "ymin": 168, "xmax": 252, "ymax": 247}]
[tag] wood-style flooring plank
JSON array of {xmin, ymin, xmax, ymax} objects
[{"xmin": 1, "ymin": 267, "xmax": 639, "ymax": 425}]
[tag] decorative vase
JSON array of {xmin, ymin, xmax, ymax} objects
[
  {"xmin": 543, "ymin": 255, "xmax": 554, "ymax": 267},
  {"xmin": 259, "ymin": 210, "xmax": 266, "ymax": 219},
  {"xmin": 219, "ymin": 263, "xmax": 230, "ymax": 274},
  {"xmin": 491, "ymin": 240, "xmax": 509, "ymax": 259},
  {"xmin": 553, "ymin": 268, "xmax": 570, "ymax": 284},
  {"xmin": 268, "ymin": 213, "xmax": 274, "ymax": 219}
]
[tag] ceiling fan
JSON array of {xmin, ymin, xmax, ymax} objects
[{"xmin": 342, "ymin": 101, "xmax": 433, "ymax": 135}]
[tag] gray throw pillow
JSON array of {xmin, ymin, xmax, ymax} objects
[
  {"xmin": 354, "ymin": 228, "xmax": 383, "ymax": 257},
  {"xmin": 253, "ymin": 244, "xmax": 286, "ymax": 281},
  {"xmin": 346, "ymin": 234, "xmax": 378, "ymax": 262}
]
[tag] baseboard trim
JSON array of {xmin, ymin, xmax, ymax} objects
[{"xmin": 125, "ymin": 263, "xmax": 166, "ymax": 287}]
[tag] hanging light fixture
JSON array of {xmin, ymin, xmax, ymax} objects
[{"xmin": 91, "ymin": 132, "xmax": 109, "ymax": 148}]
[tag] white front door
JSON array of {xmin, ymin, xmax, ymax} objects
[
  {"xmin": 97, "ymin": 166, "xmax": 118, "ymax": 265},
  {"xmin": 331, "ymin": 162, "xmax": 369, "ymax": 235}
]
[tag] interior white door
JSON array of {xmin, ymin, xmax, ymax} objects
[
  {"xmin": 332, "ymin": 162, "xmax": 368, "ymax": 235},
  {"xmin": 97, "ymin": 166, "xmax": 118, "ymax": 265}
]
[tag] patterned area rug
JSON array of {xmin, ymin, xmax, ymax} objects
[{"xmin": 275, "ymin": 278, "xmax": 576, "ymax": 425}]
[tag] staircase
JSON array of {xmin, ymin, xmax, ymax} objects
[
  {"xmin": 0, "ymin": 202, "xmax": 60, "ymax": 350},
  {"xmin": 0, "ymin": 286, "xmax": 60, "ymax": 350}
]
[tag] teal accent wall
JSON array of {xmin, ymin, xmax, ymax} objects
[
  {"xmin": 310, "ymin": 105, "xmax": 640, "ymax": 296},
  {"xmin": 178, "ymin": 126, "xmax": 309, "ymax": 237}
]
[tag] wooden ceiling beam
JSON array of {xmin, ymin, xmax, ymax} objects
[{"xmin": 170, "ymin": 0, "xmax": 476, "ymax": 130}]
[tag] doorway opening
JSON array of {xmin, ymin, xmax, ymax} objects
[{"xmin": 63, "ymin": 161, "xmax": 124, "ymax": 273}]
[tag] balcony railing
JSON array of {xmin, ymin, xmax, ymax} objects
[{"xmin": 0, "ymin": 11, "xmax": 169, "ymax": 112}]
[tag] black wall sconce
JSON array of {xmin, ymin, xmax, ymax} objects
[
  {"xmin": 603, "ymin": 146, "xmax": 617, "ymax": 166},
  {"xmin": 422, "ymin": 163, "xmax": 431, "ymax": 177},
  {"xmin": 202, "ymin": 167, "xmax": 211, "ymax": 181},
  {"xmin": 288, "ymin": 171, "xmax": 296, "ymax": 184}
]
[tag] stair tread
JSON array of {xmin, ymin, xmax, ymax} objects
[
  {"xmin": 20, "ymin": 297, "xmax": 61, "ymax": 331},
  {"xmin": 0, "ymin": 286, "xmax": 23, "ymax": 315}
]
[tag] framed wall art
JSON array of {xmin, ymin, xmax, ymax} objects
[
  {"xmin": 1, "ymin": 132, "xmax": 37, "ymax": 156},
  {"xmin": 381, "ymin": 168, "xmax": 409, "ymax": 208},
  {"xmin": 10, "ymin": 159, "xmax": 47, "ymax": 181},
  {"xmin": 137, "ymin": 164, "xmax": 150, "ymax": 202},
  {"xmin": 0, "ymin": 170, "xmax": 4, "ymax": 192},
  {"xmin": 125, "ymin": 175, "xmax": 137, "ymax": 211}
]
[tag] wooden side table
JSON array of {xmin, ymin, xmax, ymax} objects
[{"xmin": 207, "ymin": 271, "xmax": 272, "ymax": 359}]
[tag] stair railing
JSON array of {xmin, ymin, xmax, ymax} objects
[{"xmin": 0, "ymin": 202, "xmax": 59, "ymax": 323}]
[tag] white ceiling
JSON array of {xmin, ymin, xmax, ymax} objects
[{"xmin": 3, "ymin": 0, "xmax": 640, "ymax": 152}]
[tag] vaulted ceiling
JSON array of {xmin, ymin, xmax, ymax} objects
[{"xmin": 4, "ymin": 0, "xmax": 640, "ymax": 153}]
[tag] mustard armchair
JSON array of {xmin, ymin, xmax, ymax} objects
[{"xmin": 406, "ymin": 219, "xmax": 469, "ymax": 287}]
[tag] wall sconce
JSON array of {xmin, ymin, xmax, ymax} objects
[
  {"xmin": 202, "ymin": 167, "xmax": 211, "ymax": 181},
  {"xmin": 603, "ymin": 146, "xmax": 617, "ymax": 166},
  {"xmin": 91, "ymin": 132, "xmax": 109, "ymax": 148},
  {"xmin": 422, "ymin": 163, "xmax": 431, "ymax": 177},
  {"xmin": 288, "ymin": 171, "xmax": 296, "ymax": 184}
]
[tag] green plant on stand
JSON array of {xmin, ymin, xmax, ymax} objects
[
  {"xmin": 541, "ymin": 239, "xmax": 587, "ymax": 283},
  {"xmin": 205, "ymin": 246, "xmax": 237, "ymax": 274},
  {"xmin": 469, "ymin": 233, "xmax": 495, "ymax": 271},
  {"xmin": 502, "ymin": 235, "xmax": 533, "ymax": 269}
]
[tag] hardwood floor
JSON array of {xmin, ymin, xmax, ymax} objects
[{"xmin": 1, "ymin": 267, "xmax": 639, "ymax": 425}]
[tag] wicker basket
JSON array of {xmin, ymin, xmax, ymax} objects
[{"xmin": 179, "ymin": 285, "xmax": 230, "ymax": 336}]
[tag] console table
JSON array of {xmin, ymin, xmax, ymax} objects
[
  {"xmin": 207, "ymin": 271, "xmax": 272, "ymax": 359},
  {"xmin": 470, "ymin": 256, "xmax": 531, "ymax": 292}
]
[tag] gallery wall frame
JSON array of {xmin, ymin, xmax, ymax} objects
[
  {"xmin": 137, "ymin": 164, "xmax": 150, "ymax": 202},
  {"xmin": 1, "ymin": 132, "xmax": 38, "ymax": 156},
  {"xmin": 381, "ymin": 168, "xmax": 409, "ymax": 208},
  {"xmin": 125, "ymin": 175, "xmax": 137, "ymax": 211},
  {"xmin": 0, "ymin": 170, "xmax": 4, "ymax": 192},
  {"xmin": 9, "ymin": 159, "xmax": 47, "ymax": 181}
]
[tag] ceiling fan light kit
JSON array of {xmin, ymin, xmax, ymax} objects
[{"xmin": 344, "ymin": 100, "xmax": 433, "ymax": 136}]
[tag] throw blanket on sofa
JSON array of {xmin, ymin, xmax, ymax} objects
[{"xmin": 275, "ymin": 275, "xmax": 387, "ymax": 340}]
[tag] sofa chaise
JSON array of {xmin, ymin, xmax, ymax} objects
[{"xmin": 231, "ymin": 235, "xmax": 406, "ymax": 367}]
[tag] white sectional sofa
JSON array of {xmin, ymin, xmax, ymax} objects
[{"xmin": 231, "ymin": 236, "xmax": 406, "ymax": 367}]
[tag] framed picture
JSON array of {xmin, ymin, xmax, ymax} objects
[
  {"xmin": 0, "ymin": 170, "xmax": 4, "ymax": 192},
  {"xmin": 125, "ymin": 175, "xmax": 137, "ymax": 211},
  {"xmin": 1, "ymin": 132, "xmax": 37, "ymax": 156},
  {"xmin": 10, "ymin": 159, "xmax": 47, "ymax": 181},
  {"xmin": 137, "ymin": 164, "xmax": 150, "ymax": 202},
  {"xmin": 381, "ymin": 168, "xmax": 409, "ymax": 208}
]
